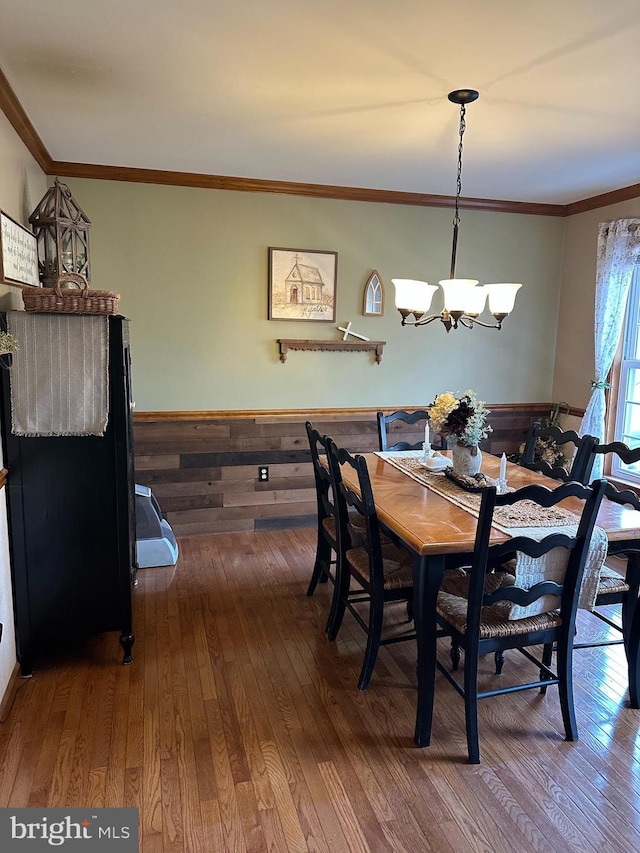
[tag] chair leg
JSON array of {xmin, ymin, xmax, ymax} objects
[
  {"xmin": 357, "ymin": 597, "xmax": 384, "ymax": 690},
  {"xmin": 307, "ymin": 533, "xmax": 332, "ymax": 596},
  {"xmin": 406, "ymin": 596, "xmax": 414, "ymax": 623},
  {"xmin": 494, "ymin": 651, "xmax": 505, "ymax": 675},
  {"xmin": 325, "ymin": 551, "xmax": 349, "ymax": 639},
  {"xmin": 539, "ymin": 642, "xmax": 553, "ymax": 694},
  {"xmin": 556, "ymin": 636, "xmax": 578, "ymax": 742},
  {"xmin": 450, "ymin": 639, "xmax": 461, "ymax": 671},
  {"xmin": 325, "ymin": 587, "xmax": 346, "ymax": 639},
  {"xmin": 464, "ymin": 651, "xmax": 481, "ymax": 764}
]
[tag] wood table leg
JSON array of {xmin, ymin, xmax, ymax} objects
[
  {"xmin": 620, "ymin": 553, "xmax": 640, "ymax": 708},
  {"xmin": 413, "ymin": 553, "xmax": 445, "ymax": 747}
]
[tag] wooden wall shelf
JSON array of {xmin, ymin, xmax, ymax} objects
[{"xmin": 277, "ymin": 339, "xmax": 386, "ymax": 364}]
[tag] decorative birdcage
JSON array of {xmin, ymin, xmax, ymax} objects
[{"xmin": 29, "ymin": 178, "xmax": 91, "ymax": 287}]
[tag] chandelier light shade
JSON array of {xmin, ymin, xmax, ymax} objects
[
  {"xmin": 29, "ymin": 178, "xmax": 91, "ymax": 288},
  {"xmin": 393, "ymin": 89, "xmax": 522, "ymax": 332}
]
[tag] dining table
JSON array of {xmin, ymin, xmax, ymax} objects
[{"xmin": 337, "ymin": 450, "xmax": 640, "ymax": 747}]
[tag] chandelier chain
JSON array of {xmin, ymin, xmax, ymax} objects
[{"xmin": 453, "ymin": 103, "xmax": 466, "ymax": 229}]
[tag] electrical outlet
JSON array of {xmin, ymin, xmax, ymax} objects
[{"xmin": 258, "ymin": 466, "xmax": 269, "ymax": 482}]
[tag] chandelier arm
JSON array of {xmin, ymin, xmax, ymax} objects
[
  {"xmin": 400, "ymin": 313, "xmax": 444, "ymax": 327},
  {"xmin": 461, "ymin": 314, "xmax": 504, "ymax": 330}
]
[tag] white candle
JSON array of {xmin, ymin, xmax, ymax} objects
[
  {"xmin": 499, "ymin": 452, "xmax": 507, "ymax": 482},
  {"xmin": 425, "ymin": 423, "xmax": 430, "ymax": 447}
]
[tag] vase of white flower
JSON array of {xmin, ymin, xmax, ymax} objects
[
  {"xmin": 429, "ymin": 389, "xmax": 492, "ymax": 477},
  {"xmin": 451, "ymin": 442, "xmax": 483, "ymax": 477}
]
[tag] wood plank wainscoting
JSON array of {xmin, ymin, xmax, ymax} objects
[{"xmin": 134, "ymin": 404, "xmax": 571, "ymax": 537}]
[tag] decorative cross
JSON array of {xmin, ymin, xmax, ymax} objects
[{"xmin": 338, "ymin": 321, "xmax": 370, "ymax": 342}]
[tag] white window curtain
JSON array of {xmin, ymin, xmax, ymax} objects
[{"xmin": 580, "ymin": 218, "xmax": 640, "ymax": 479}]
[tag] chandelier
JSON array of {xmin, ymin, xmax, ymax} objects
[{"xmin": 393, "ymin": 90, "xmax": 522, "ymax": 332}]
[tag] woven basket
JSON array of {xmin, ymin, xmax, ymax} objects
[{"xmin": 22, "ymin": 273, "xmax": 120, "ymax": 315}]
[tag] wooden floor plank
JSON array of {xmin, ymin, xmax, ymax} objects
[{"xmin": 1, "ymin": 528, "xmax": 640, "ymax": 853}]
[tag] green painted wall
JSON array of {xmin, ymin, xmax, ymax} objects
[
  {"xmin": 0, "ymin": 113, "xmax": 46, "ymax": 313},
  {"xmin": 0, "ymin": 110, "xmax": 47, "ymax": 706},
  {"xmin": 62, "ymin": 177, "xmax": 566, "ymax": 412}
]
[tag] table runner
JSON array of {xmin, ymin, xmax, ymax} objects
[{"xmin": 376, "ymin": 451, "xmax": 608, "ymax": 616}]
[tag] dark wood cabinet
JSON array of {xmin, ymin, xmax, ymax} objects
[{"xmin": 0, "ymin": 315, "xmax": 136, "ymax": 674}]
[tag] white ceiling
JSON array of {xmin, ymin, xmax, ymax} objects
[{"xmin": 1, "ymin": 0, "xmax": 639, "ymax": 205}]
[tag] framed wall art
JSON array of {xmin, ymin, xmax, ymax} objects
[
  {"xmin": 0, "ymin": 210, "xmax": 39, "ymax": 287},
  {"xmin": 268, "ymin": 247, "xmax": 337, "ymax": 322}
]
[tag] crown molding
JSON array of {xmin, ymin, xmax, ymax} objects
[
  {"xmin": 1, "ymin": 68, "xmax": 638, "ymax": 216},
  {"xmin": 564, "ymin": 182, "xmax": 640, "ymax": 216},
  {"xmin": 50, "ymin": 160, "xmax": 565, "ymax": 216},
  {"xmin": 0, "ymin": 67, "xmax": 51, "ymax": 173}
]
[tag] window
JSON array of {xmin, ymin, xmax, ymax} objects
[
  {"xmin": 613, "ymin": 265, "xmax": 640, "ymax": 481},
  {"xmin": 363, "ymin": 270, "xmax": 384, "ymax": 316}
]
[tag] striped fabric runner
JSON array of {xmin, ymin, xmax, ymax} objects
[{"xmin": 7, "ymin": 311, "xmax": 109, "ymax": 437}]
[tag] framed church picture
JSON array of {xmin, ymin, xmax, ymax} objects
[{"xmin": 268, "ymin": 247, "xmax": 337, "ymax": 322}]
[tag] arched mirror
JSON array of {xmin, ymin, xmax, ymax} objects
[{"xmin": 363, "ymin": 270, "xmax": 384, "ymax": 316}]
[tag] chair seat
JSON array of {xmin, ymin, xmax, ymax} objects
[
  {"xmin": 322, "ymin": 511, "xmax": 368, "ymax": 541},
  {"xmin": 321, "ymin": 516, "xmax": 338, "ymax": 542},
  {"xmin": 338, "ymin": 512, "xmax": 392, "ymax": 547},
  {"xmin": 346, "ymin": 542, "xmax": 413, "ymax": 590},
  {"xmin": 437, "ymin": 568, "xmax": 562, "ymax": 638},
  {"xmin": 596, "ymin": 564, "xmax": 629, "ymax": 597}
]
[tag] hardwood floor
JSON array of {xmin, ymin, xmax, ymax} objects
[{"xmin": 1, "ymin": 528, "xmax": 640, "ymax": 851}]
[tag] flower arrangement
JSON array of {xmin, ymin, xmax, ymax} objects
[
  {"xmin": 509, "ymin": 401, "xmax": 570, "ymax": 470},
  {"xmin": 0, "ymin": 331, "xmax": 18, "ymax": 354},
  {"xmin": 430, "ymin": 389, "xmax": 492, "ymax": 447}
]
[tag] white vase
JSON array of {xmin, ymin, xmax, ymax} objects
[{"xmin": 452, "ymin": 443, "xmax": 482, "ymax": 477}]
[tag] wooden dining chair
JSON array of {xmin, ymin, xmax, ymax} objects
[
  {"xmin": 520, "ymin": 421, "xmax": 597, "ymax": 483},
  {"xmin": 377, "ymin": 409, "xmax": 443, "ymax": 452},
  {"xmin": 575, "ymin": 440, "xmax": 640, "ymax": 707},
  {"xmin": 432, "ymin": 478, "xmax": 607, "ymax": 764},
  {"xmin": 326, "ymin": 439, "xmax": 415, "ymax": 690},
  {"xmin": 305, "ymin": 422, "xmax": 339, "ymax": 608},
  {"xmin": 498, "ymin": 428, "xmax": 604, "ymax": 669}
]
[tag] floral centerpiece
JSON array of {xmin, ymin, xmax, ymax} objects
[
  {"xmin": 430, "ymin": 390, "xmax": 492, "ymax": 477},
  {"xmin": 508, "ymin": 401, "xmax": 569, "ymax": 472},
  {"xmin": 0, "ymin": 331, "xmax": 18, "ymax": 355},
  {"xmin": 430, "ymin": 389, "xmax": 492, "ymax": 447}
]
